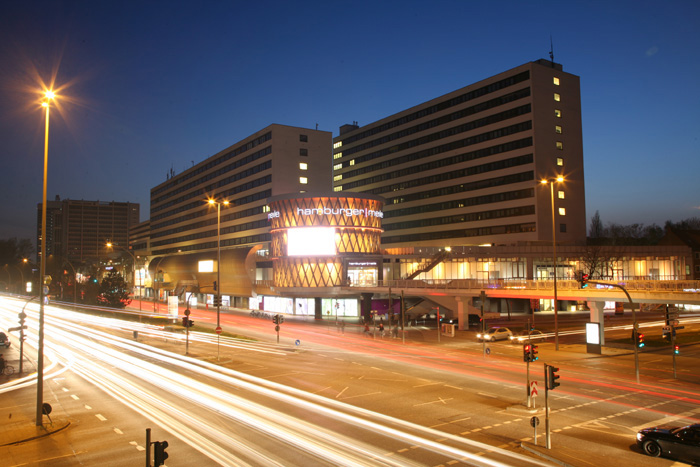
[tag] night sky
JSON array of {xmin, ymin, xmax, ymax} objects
[{"xmin": 1, "ymin": 0, "xmax": 699, "ymax": 244}]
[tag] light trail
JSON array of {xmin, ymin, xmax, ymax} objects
[{"xmin": 0, "ymin": 296, "xmax": 550, "ymax": 466}]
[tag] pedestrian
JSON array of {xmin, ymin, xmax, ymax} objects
[
  {"xmin": 378, "ymin": 322, "xmax": 385, "ymax": 338},
  {"xmin": 0, "ymin": 354, "xmax": 5, "ymax": 374},
  {"xmin": 364, "ymin": 322, "xmax": 370, "ymax": 337},
  {"xmin": 341, "ymin": 320, "xmax": 346, "ymax": 335},
  {"xmin": 392, "ymin": 323, "xmax": 399, "ymax": 338}
]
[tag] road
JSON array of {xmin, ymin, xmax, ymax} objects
[{"xmin": 1, "ymin": 295, "xmax": 699, "ymax": 466}]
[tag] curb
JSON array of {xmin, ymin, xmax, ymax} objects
[{"xmin": 520, "ymin": 442, "xmax": 575, "ymax": 467}]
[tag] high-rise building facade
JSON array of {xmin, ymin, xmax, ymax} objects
[
  {"xmin": 332, "ymin": 59, "xmax": 586, "ymax": 249},
  {"xmin": 37, "ymin": 197, "xmax": 140, "ymax": 263},
  {"xmin": 148, "ymin": 124, "xmax": 332, "ymax": 257}
]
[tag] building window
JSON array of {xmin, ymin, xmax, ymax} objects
[
  {"xmin": 553, "ymin": 77, "xmax": 560, "ymax": 85},
  {"xmin": 556, "ymin": 141, "xmax": 563, "ymax": 150},
  {"xmin": 299, "ymin": 134, "xmax": 308, "ymax": 142},
  {"xmin": 333, "ymin": 141, "xmax": 342, "ymax": 149},
  {"xmin": 349, "ymin": 160, "xmax": 355, "ymax": 166},
  {"xmin": 333, "ymin": 174, "xmax": 342, "ymax": 181},
  {"xmin": 558, "ymin": 207, "xmax": 566, "ymax": 216},
  {"xmin": 557, "ymin": 157, "xmax": 564, "ymax": 166},
  {"xmin": 334, "ymin": 186, "xmax": 342, "ymax": 192},
  {"xmin": 560, "ymin": 223, "xmax": 567, "ymax": 233},
  {"xmin": 300, "ymin": 148, "xmax": 308, "ymax": 157},
  {"xmin": 299, "ymin": 177, "xmax": 308, "ymax": 184},
  {"xmin": 299, "ymin": 163, "xmax": 308, "ymax": 170},
  {"xmin": 554, "ymin": 93, "xmax": 561, "ymax": 102},
  {"xmin": 555, "ymin": 125, "xmax": 562, "ymax": 134},
  {"xmin": 558, "ymin": 190, "xmax": 565, "ymax": 199},
  {"xmin": 333, "ymin": 163, "xmax": 342, "ymax": 171},
  {"xmin": 333, "ymin": 152, "xmax": 342, "ymax": 160},
  {"xmin": 555, "ymin": 109, "xmax": 562, "ymax": 118}
]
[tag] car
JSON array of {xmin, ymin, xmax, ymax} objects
[
  {"xmin": 636, "ymin": 423, "xmax": 700, "ymax": 464},
  {"xmin": 509, "ymin": 329, "xmax": 547, "ymax": 344},
  {"xmin": 477, "ymin": 327, "xmax": 513, "ymax": 342},
  {"xmin": 0, "ymin": 332, "xmax": 10, "ymax": 348},
  {"xmin": 440, "ymin": 317, "xmax": 458, "ymax": 325}
]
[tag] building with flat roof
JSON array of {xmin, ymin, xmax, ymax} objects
[
  {"xmin": 37, "ymin": 197, "xmax": 139, "ymax": 264},
  {"xmin": 332, "ymin": 59, "xmax": 586, "ymax": 249}
]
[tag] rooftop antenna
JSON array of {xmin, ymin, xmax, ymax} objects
[{"xmin": 549, "ymin": 35, "xmax": 555, "ymax": 66}]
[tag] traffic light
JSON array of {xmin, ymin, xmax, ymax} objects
[
  {"xmin": 153, "ymin": 440, "xmax": 169, "ymax": 467},
  {"xmin": 530, "ymin": 344, "xmax": 539, "ymax": 362},
  {"xmin": 578, "ymin": 270, "xmax": 589, "ymax": 289},
  {"xmin": 273, "ymin": 315, "xmax": 279, "ymax": 324},
  {"xmin": 546, "ymin": 365, "xmax": 560, "ymax": 390},
  {"xmin": 213, "ymin": 280, "xmax": 217, "ymax": 291},
  {"xmin": 523, "ymin": 344, "xmax": 531, "ymax": 362},
  {"xmin": 213, "ymin": 295, "xmax": 221, "ymax": 307},
  {"xmin": 182, "ymin": 317, "xmax": 194, "ymax": 328},
  {"xmin": 637, "ymin": 332, "xmax": 645, "ymax": 348},
  {"xmin": 674, "ymin": 344, "xmax": 680, "ymax": 355}
]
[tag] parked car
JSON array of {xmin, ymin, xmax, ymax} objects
[
  {"xmin": 636, "ymin": 423, "xmax": 700, "ymax": 464},
  {"xmin": 509, "ymin": 329, "xmax": 547, "ymax": 344},
  {"xmin": 0, "ymin": 332, "xmax": 10, "ymax": 348},
  {"xmin": 477, "ymin": 327, "xmax": 513, "ymax": 342}
]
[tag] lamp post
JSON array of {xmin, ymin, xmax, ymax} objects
[
  {"xmin": 541, "ymin": 177, "xmax": 564, "ymax": 351},
  {"xmin": 37, "ymin": 89, "xmax": 55, "ymax": 426},
  {"xmin": 107, "ymin": 242, "xmax": 141, "ymax": 311},
  {"xmin": 208, "ymin": 198, "xmax": 229, "ymax": 360}
]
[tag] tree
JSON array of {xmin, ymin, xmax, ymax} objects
[
  {"xmin": 0, "ymin": 238, "xmax": 34, "ymax": 264},
  {"xmin": 589, "ymin": 210, "xmax": 604, "ymax": 239},
  {"xmin": 97, "ymin": 271, "xmax": 132, "ymax": 308}
]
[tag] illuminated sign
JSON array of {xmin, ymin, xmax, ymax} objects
[
  {"xmin": 267, "ymin": 206, "xmax": 384, "ymax": 220},
  {"xmin": 288, "ymin": 228, "xmax": 336, "ymax": 256},
  {"xmin": 198, "ymin": 260, "xmax": 214, "ymax": 273}
]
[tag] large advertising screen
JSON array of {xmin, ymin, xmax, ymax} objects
[{"xmin": 287, "ymin": 227, "xmax": 336, "ymax": 256}]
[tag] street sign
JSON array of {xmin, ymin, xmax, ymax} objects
[
  {"xmin": 215, "ymin": 326, "xmax": 222, "ymax": 334},
  {"xmin": 530, "ymin": 416, "xmax": 540, "ymax": 427},
  {"xmin": 675, "ymin": 326, "xmax": 685, "ymax": 330},
  {"xmin": 530, "ymin": 380, "xmax": 539, "ymax": 398},
  {"xmin": 8, "ymin": 326, "xmax": 27, "ymax": 332}
]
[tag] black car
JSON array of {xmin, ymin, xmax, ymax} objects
[
  {"xmin": 0, "ymin": 332, "xmax": 10, "ymax": 348},
  {"xmin": 637, "ymin": 423, "xmax": 700, "ymax": 464}
]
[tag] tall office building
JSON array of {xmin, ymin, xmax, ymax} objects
[
  {"xmin": 37, "ymin": 197, "xmax": 140, "ymax": 263},
  {"xmin": 148, "ymin": 124, "xmax": 332, "ymax": 256},
  {"xmin": 332, "ymin": 59, "xmax": 586, "ymax": 249}
]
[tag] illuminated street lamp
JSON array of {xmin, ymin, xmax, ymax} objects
[
  {"xmin": 207, "ymin": 198, "xmax": 229, "ymax": 360},
  {"xmin": 540, "ymin": 176, "xmax": 564, "ymax": 351},
  {"xmin": 107, "ymin": 242, "xmax": 142, "ymax": 311},
  {"xmin": 37, "ymin": 89, "xmax": 55, "ymax": 426}
]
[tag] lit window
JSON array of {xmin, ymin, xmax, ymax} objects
[
  {"xmin": 333, "ymin": 163, "xmax": 342, "ymax": 170},
  {"xmin": 262, "ymin": 205, "xmax": 270, "ymax": 213},
  {"xmin": 299, "ymin": 177, "xmax": 308, "ymax": 184},
  {"xmin": 334, "ymin": 186, "xmax": 343, "ymax": 192},
  {"xmin": 333, "ymin": 141, "xmax": 342, "ymax": 149},
  {"xmin": 553, "ymin": 77, "xmax": 560, "ymax": 85},
  {"xmin": 555, "ymin": 109, "xmax": 562, "ymax": 118},
  {"xmin": 333, "ymin": 152, "xmax": 342, "ymax": 160},
  {"xmin": 349, "ymin": 160, "xmax": 355, "ymax": 166},
  {"xmin": 299, "ymin": 134, "xmax": 308, "ymax": 142},
  {"xmin": 557, "ymin": 158, "xmax": 563, "ymax": 166},
  {"xmin": 558, "ymin": 207, "xmax": 566, "ymax": 216},
  {"xmin": 299, "ymin": 163, "xmax": 308, "ymax": 170},
  {"xmin": 555, "ymin": 125, "xmax": 562, "ymax": 134},
  {"xmin": 554, "ymin": 93, "xmax": 561, "ymax": 102},
  {"xmin": 558, "ymin": 190, "xmax": 565, "ymax": 199},
  {"xmin": 556, "ymin": 141, "xmax": 563, "ymax": 150},
  {"xmin": 333, "ymin": 174, "xmax": 342, "ymax": 181}
]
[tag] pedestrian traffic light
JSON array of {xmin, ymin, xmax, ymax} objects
[
  {"xmin": 530, "ymin": 344, "xmax": 539, "ymax": 362},
  {"xmin": 273, "ymin": 315, "xmax": 279, "ymax": 324},
  {"xmin": 153, "ymin": 440, "xmax": 169, "ymax": 467},
  {"xmin": 674, "ymin": 344, "xmax": 680, "ymax": 355},
  {"xmin": 523, "ymin": 344, "xmax": 531, "ymax": 362},
  {"xmin": 182, "ymin": 317, "xmax": 194, "ymax": 328},
  {"xmin": 637, "ymin": 332, "xmax": 645, "ymax": 348},
  {"xmin": 578, "ymin": 271, "xmax": 589, "ymax": 289},
  {"xmin": 546, "ymin": 365, "xmax": 560, "ymax": 390}
]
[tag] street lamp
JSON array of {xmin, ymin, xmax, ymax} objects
[
  {"xmin": 541, "ymin": 176, "xmax": 564, "ymax": 351},
  {"xmin": 107, "ymin": 242, "xmax": 141, "ymax": 311},
  {"xmin": 207, "ymin": 197, "xmax": 229, "ymax": 360},
  {"xmin": 37, "ymin": 89, "xmax": 55, "ymax": 426}
]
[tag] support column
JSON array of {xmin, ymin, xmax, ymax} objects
[
  {"xmin": 456, "ymin": 297, "xmax": 465, "ymax": 331},
  {"xmin": 587, "ymin": 300, "xmax": 605, "ymax": 346}
]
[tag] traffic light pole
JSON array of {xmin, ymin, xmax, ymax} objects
[{"xmin": 544, "ymin": 364, "xmax": 551, "ymax": 449}]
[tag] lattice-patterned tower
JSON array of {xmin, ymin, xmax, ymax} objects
[{"xmin": 267, "ymin": 193, "xmax": 385, "ymax": 289}]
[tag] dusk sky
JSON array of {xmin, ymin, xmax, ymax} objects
[{"xmin": 1, "ymin": 0, "xmax": 699, "ymax": 244}]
